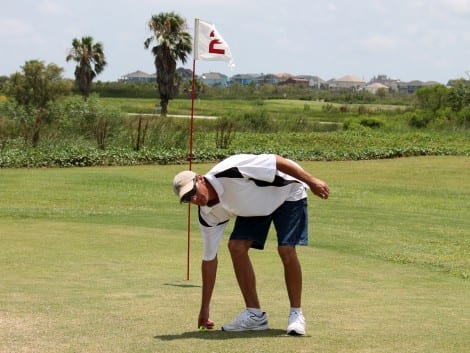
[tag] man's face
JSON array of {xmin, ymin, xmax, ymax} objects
[{"xmin": 181, "ymin": 175, "xmax": 209, "ymax": 206}]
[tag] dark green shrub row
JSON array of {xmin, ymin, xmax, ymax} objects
[
  {"xmin": 0, "ymin": 146, "xmax": 189, "ymax": 168},
  {"xmin": 1, "ymin": 131, "xmax": 468, "ymax": 168}
]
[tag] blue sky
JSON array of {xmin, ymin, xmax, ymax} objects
[{"xmin": 1, "ymin": 0, "xmax": 470, "ymax": 83}]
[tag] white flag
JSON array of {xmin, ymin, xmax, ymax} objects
[{"xmin": 194, "ymin": 19, "xmax": 232, "ymax": 62}]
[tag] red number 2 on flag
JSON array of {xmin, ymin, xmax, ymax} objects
[{"xmin": 208, "ymin": 30, "xmax": 225, "ymax": 55}]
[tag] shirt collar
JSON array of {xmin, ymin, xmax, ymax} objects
[{"xmin": 205, "ymin": 174, "xmax": 224, "ymax": 198}]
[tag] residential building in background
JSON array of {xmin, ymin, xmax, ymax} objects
[
  {"xmin": 365, "ymin": 82, "xmax": 389, "ymax": 94},
  {"xmin": 200, "ymin": 72, "xmax": 229, "ymax": 86},
  {"xmin": 231, "ymin": 74, "xmax": 261, "ymax": 86},
  {"xmin": 328, "ymin": 75, "xmax": 366, "ymax": 91},
  {"xmin": 118, "ymin": 69, "xmax": 447, "ymax": 94},
  {"xmin": 396, "ymin": 80, "xmax": 441, "ymax": 94},
  {"xmin": 119, "ymin": 70, "xmax": 155, "ymax": 82}
]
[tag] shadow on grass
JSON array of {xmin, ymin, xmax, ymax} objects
[
  {"xmin": 155, "ymin": 329, "xmax": 296, "ymax": 341},
  {"xmin": 163, "ymin": 282, "xmax": 201, "ymax": 288}
]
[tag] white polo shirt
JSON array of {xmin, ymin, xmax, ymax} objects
[{"xmin": 198, "ymin": 154, "xmax": 307, "ymax": 260}]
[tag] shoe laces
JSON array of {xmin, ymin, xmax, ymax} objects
[
  {"xmin": 289, "ymin": 311, "xmax": 305, "ymax": 323},
  {"xmin": 240, "ymin": 310, "xmax": 264, "ymax": 323}
]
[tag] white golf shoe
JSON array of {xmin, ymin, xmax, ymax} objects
[
  {"xmin": 222, "ymin": 310, "xmax": 268, "ymax": 331},
  {"xmin": 287, "ymin": 311, "xmax": 306, "ymax": 336}
]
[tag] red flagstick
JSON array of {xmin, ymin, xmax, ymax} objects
[
  {"xmin": 186, "ymin": 18, "xmax": 232, "ymax": 280},
  {"xmin": 186, "ymin": 58, "xmax": 197, "ymax": 280}
]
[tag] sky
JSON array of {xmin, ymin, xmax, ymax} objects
[{"xmin": 1, "ymin": 0, "xmax": 470, "ymax": 84}]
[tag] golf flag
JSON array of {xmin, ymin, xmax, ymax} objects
[{"xmin": 194, "ymin": 19, "xmax": 232, "ymax": 62}]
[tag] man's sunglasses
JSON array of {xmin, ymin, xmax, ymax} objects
[{"xmin": 181, "ymin": 178, "xmax": 197, "ymax": 203}]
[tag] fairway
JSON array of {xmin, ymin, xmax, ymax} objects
[{"xmin": 1, "ymin": 157, "xmax": 469, "ymax": 353}]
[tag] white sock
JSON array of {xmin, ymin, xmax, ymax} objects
[
  {"xmin": 290, "ymin": 307, "xmax": 302, "ymax": 314},
  {"xmin": 247, "ymin": 307, "xmax": 263, "ymax": 316}
]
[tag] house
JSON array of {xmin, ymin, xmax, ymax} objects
[
  {"xmin": 276, "ymin": 73, "xmax": 293, "ymax": 80},
  {"xmin": 328, "ymin": 75, "xmax": 366, "ymax": 91},
  {"xmin": 256, "ymin": 74, "xmax": 283, "ymax": 85},
  {"xmin": 296, "ymin": 75, "xmax": 327, "ymax": 89},
  {"xmin": 365, "ymin": 82, "xmax": 389, "ymax": 94},
  {"xmin": 231, "ymin": 73, "xmax": 261, "ymax": 86},
  {"xmin": 278, "ymin": 77, "xmax": 309, "ymax": 86},
  {"xmin": 396, "ymin": 80, "xmax": 440, "ymax": 94},
  {"xmin": 120, "ymin": 70, "xmax": 155, "ymax": 82},
  {"xmin": 369, "ymin": 74, "xmax": 399, "ymax": 91},
  {"xmin": 200, "ymin": 72, "xmax": 229, "ymax": 86}
]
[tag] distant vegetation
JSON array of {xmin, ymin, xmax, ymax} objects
[
  {"xmin": 0, "ymin": 77, "xmax": 469, "ymax": 168},
  {"xmin": 0, "ymin": 7, "xmax": 468, "ymax": 168}
]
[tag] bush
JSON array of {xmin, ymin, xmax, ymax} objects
[
  {"xmin": 215, "ymin": 117, "xmax": 236, "ymax": 149},
  {"xmin": 322, "ymin": 103, "xmax": 337, "ymax": 113},
  {"xmin": 407, "ymin": 111, "xmax": 433, "ymax": 128},
  {"xmin": 238, "ymin": 110, "xmax": 273, "ymax": 132},
  {"xmin": 457, "ymin": 107, "xmax": 470, "ymax": 128},
  {"xmin": 61, "ymin": 95, "xmax": 123, "ymax": 149},
  {"xmin": 343, "ymin": 117, "xmax": 385, "ymax": 130}
]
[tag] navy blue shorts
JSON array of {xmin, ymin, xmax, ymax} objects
[{"xmin": 230, "ymin": 198, "xmax": 308, "ymax": 250}]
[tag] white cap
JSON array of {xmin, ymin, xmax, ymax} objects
[{"xmin": 173, "ymin": 170, "xmax": 197, "ymax": 201}]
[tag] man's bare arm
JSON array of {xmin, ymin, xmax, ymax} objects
[{"xmin": 275, "ymin": 155, "xmax": 330, "ymax": 199}]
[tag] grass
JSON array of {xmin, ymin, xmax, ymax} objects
[
  {"xmin": 100, "ymin": 97, "xmax": 404, "ymax": 123},
  {"xmin": 1, "ymin": 157, "xmax": 469, "ymax": 353}
]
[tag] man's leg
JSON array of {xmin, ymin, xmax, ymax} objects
[
  {"xmin": 278, "ymin": 245, "xmax": 302, "ymax": 308},
  {"xmin": 222, "ymin": 216, "xmax": 270, "ymax": 331},
  {"xmin": 222, "ymin": 239, "xmax": 268, "ymax": 331},
  {"xmin": 273, "ymin": 199, "xmax": 308, "ymax": 336},
  {"xmin": 228, "ymin": 239, "xmax": 260, "ymax": 308},
  {"xmin": 278, "ymin": 245, "xmax": 306, "ymax": 335}
]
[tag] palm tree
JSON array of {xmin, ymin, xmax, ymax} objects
[
  {"xmin": 144, "ymin": 12, "xmax": 192, "ymax": 114},
  {"xmin": 66, "ymin": 36, "xmax": 106, "ymax": 99}
]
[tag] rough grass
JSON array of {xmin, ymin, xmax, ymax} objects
[{"xmin": 0, "ymin": 157, "xmax": 469, "ymax": 353}]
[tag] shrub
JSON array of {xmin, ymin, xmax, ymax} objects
[
  {"xmin": 430, "ymin": 107, "xmax": 454, "ymax": 129},
  {"xmin": 343, "ymin": 117, "xmax": 384, "ymax": 130},
  {"xmin": 407, "ymin": 111, "xmax": 433, "ymax": 128},
  {"xmin": 457, "ymin": 107, "xmax": 470, "ymax": 128},
  {"xmin": 144, "ymin": 116, "xmax": 189, "ymax": 150},
  {"xmin": 359, "ymin": 117, "xmax": 384, "ymax": 129},
  {"xmin": 215, "ymin": 117, "xmax": 236, "ymax": 149},
  {"xmin": 322, "ymin": 103, "xmax": 337, "ymax": 113},
  {"xmin": 357, "ymin": 105, "xmax": 369, "ymax": 115},
  {"xmin": 61, "ymin": 95, "xmax": 123, "ymax": 149},
  {"xmin": 239, "ymin": 110, "xmax": 272, "ymax": 132}
]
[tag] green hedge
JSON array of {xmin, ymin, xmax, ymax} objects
[{"xmin": 1, "ymin": 130, "xmax": 468, "ymax": 168}]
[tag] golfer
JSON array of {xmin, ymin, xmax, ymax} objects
[{"xmin": 172, "ymin": 154, "xmax": 329, "ymax": 335}]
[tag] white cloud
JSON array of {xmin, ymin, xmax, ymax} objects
[
  {"xmin": 0, "ymin": 18, "xmax": 35, "ymax": 39},
  {"xmin": 462, "ymin": 30, "xmax": 470, "ymax": 41},
  {"xmin": 361, "ymin": 34, "xmax": 398, "ymax": 51},
  {"xmin": 444, "ymin": 0, "xmax": 470, "ymax": 14},
  {"xmin": 36, "ymin": 0, "xmax": 67, "ymax": 15}
]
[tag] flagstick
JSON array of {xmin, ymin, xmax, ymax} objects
[
  {"xmin": 186, "ymin": 58, "xmax": 197, "ymax": 281},
  {"xmin": 186, "ymin": 201, "xmax": 191, "ymax": 281},
  {"xmin": 185, "ymin": 17, "xmax": 231, "ymax": 280},
  {"xmin": 189, "ymin": 58, "xmax": 196, "ymax": 171}
]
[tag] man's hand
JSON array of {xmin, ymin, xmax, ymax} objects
[
  {"xmin": 198, "ymin": 314, "xmax": 214, "ymax": 330},
  {"xmin": 308, "ymin": 177, "xmax": 330, "ymax": 199},
  {"xmin": 199, "ymin": 258, "xmax": 218, "ymax": 330},
  {"xmin": 275, "ymin": 155, "xmax": 330, "ymax": 199}
]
